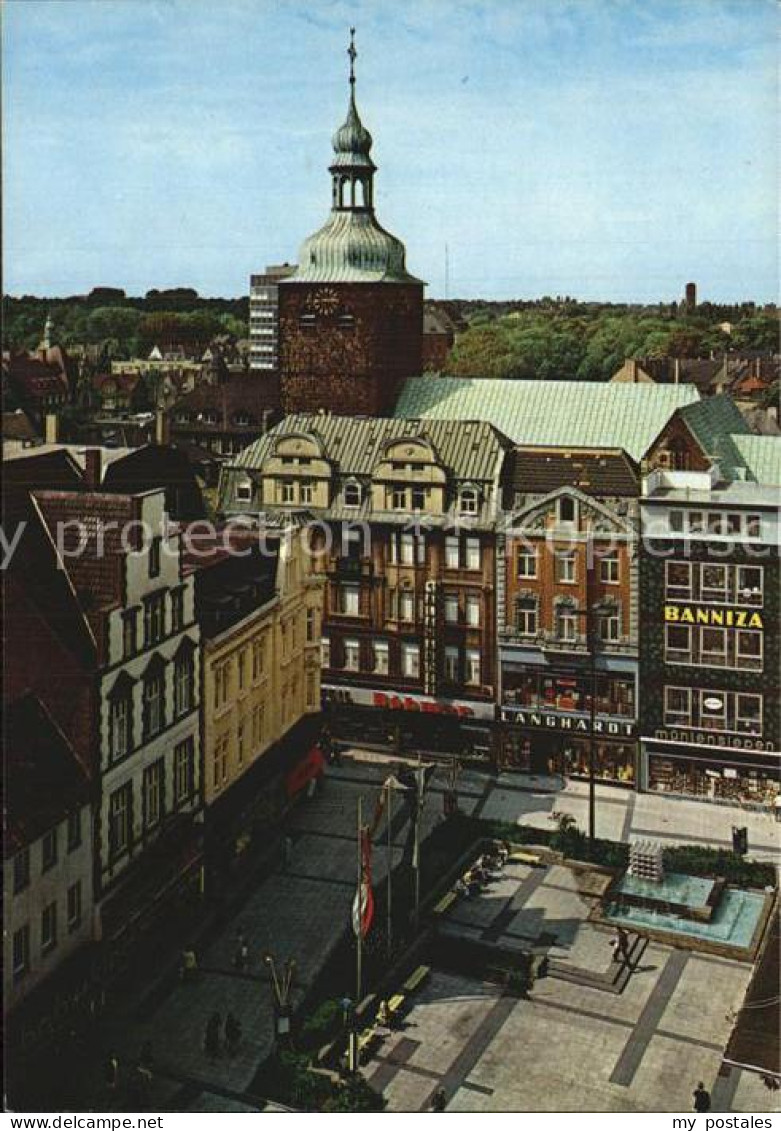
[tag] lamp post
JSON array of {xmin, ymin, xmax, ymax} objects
[
  {"xmin": 572, "ymin": 554, "xmax": 601, "ymax": 852},
  {"xmin": 262, "ymin": 952, "xmax": 296, "ymax": 1048}
]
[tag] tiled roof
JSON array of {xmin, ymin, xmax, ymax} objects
[
  {"xmin": 504, "ymin": 447, "xmax": 639, "ymax": 500},
  {"xmin": 171, "ymin": 373, "xmax": 279, "ymax": 428},
  {"xmin": 394, "ymin": 377, "xmax": 699, "ymax": 461},
  {"xmin": 730, "ymin": 435, "xmax": 781, "ymax": 486},
  {"xmin": 231, "ymin": 413, "xmax": 510, "ymax": 482}
]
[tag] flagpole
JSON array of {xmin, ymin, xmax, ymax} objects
[
  {"xmin": 356, "ymin": 795, "xmax": 363, "ymax": 1005},
  {"xmin": 386, "ymin": 779, "xmax": 393, "ymax": 959}
]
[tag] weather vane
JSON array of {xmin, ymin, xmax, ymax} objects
[{"xmin": 348, "ymin": 27, "xmax": 357, "ymax": 86}]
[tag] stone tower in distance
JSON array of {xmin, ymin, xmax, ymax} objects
[{"xmin": 278, "ymin": 30, "xmax": 424, "ymax": 417}]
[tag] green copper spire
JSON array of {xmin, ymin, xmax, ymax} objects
[{"xmin": 291, "ymin": 30, "xmax": 422, "ymax": 285}]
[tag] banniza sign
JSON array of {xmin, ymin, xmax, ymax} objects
[{"xmin": 664, "ymin": 606, "xmax": 763, "ymax": 629}]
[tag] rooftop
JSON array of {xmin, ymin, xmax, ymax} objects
[{"xmin": 504, "ymin": 446, "xmax": 640, "ymax": 500}]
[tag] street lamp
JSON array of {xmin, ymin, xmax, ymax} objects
[{"xmin": 262, "ymin": 952, "xmax": 296, "ymax": 1045}]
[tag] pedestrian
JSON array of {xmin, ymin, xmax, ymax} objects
[
  {"xmin": 430, "ymin": 1087, "xmax": 447, "ymax": 1112},
  {"xmin": 693, "ymin": 1082, "xmax": 711, "ymax": 1112},
  {"xmin": 376, "ymin": 1000, "xmax": 390, "ymax": 1027},
  {"xmin": 224, "ymin": 1013, "xmax": 242, "ymax": 1056},
  {"xmin": 616, "ymin": 926, "xmax": 631, "ymax": 963},
  {"xmin": 204, "ymin": 1012, "xmax": 221, "ymax": 1057},
  {"xmin": 180, "ymin": 946, "xmax": 198, "ymax": 983},
  {"xmin": 104, "ymin": 1052, "xmax": 119, "ymax": 1091}
]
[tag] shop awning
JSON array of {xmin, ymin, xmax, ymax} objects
[{"xmin": 286, "ymin": 745, "xmax": 326, "ymax": 798}]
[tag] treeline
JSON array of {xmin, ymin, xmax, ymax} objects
[
  {"xmin": 3, "ymin": 288, "xmax": 249, "ymax": 357},
  {"xmin": 440, "ymin": 305, "xmax": 778, "ymax": 382}
]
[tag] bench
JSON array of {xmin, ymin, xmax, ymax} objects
[
  {"xmin": 433, "ymin": 891, "xmax": 458, "ymax": 916},
  {"xmin": 388, "ymin": 993, "xmax": 405, "ymax": 1016},
  {"xmin": 403, "ymin": 964, "xmax": 431, "ymax": 994},
  {"xmin": 509, "ymin": 851, "xmax": 541, "ymax": 866}
]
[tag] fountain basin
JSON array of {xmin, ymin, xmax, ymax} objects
[{"xmin": 612, "ymin": 871, "xmax": 724, "ymax": 922}]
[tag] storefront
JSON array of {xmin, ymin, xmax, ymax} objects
[
  {"xmin": 643, "ymin": 741, "xmax": 780, "ymax": 809},
  {"xmin": 502, "ymin": 669, "xmax": 635, "ymax": 719},
  {"xmin": 499, "ymin": 706, "xmax": 637, "ymax": 785}
]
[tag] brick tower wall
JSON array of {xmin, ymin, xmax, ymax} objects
[{"xmin": 278, "ymin": 282, "xmax": 423, "ymax": 417}]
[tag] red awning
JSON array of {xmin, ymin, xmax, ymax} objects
[{"xmin": 286, "ymin": 746, "xmax": 326, "ymax": 798}]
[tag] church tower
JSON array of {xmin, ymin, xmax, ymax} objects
[{"xmin": 279, "ymin": 31, "xmax": 424, "ymax": 417}]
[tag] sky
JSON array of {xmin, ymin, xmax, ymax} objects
[{"xmin": 3, "ymin": 0, "xmax": 778, "ymax": 302}]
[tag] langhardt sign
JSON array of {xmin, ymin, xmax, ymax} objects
[{"xmin": 501, "ymin": 707, "xmax": 636, "ymax": 738}]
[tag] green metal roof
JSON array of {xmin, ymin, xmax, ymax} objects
[
  {"xmin": 291, "ymin": 211, "xmax": 423, "ymax": 285},
  {"xmin": 677, "ymin": 394, "xmax": 750, "ymax": 457},
  {"xmin": 730, "ymin": 435, "xmax": 781, "ymax": 486},
  {"xmin": 394, "ymin": 377, "xmax": 700, "ymax": 461}
]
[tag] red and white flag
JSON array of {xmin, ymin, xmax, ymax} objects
[{"xmin": 352, "ymin": 827, "xmax": 374, "ymax": 938}]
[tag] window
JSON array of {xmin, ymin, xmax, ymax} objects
[
  {"xmin": 373, "ymin": 640, "xmax": 389, "ymax": 675},
  {"xmin": 444, "ymin": 646, "xmax": 459, "ymax": 682},
  {"xmin": 41, "ymin": 902, "xmax": 57, "ymax": 954},
  {"xmin": 400, "ymin": 534, "xmax": 415, "ymax": 565},
  {"xmin": 558, "ymin": 496, "xmax": 576, "ymax": 523},
  {"xmin": 252, "ymin": 704, "xmax": 265, "ymax": 747},
  {"xmin": 236, "ymin": 479, "xmax": 253, "ymax": 504},
  {"xmin": 144, "ymin": 593, "xmax": 166, "ymax": 647},
  {"xmin": 339, "ymin": 584, "xmax": 360, "ymax": 616},
  {"xmin": 736, "ymin": 566, "xmax": 763, "ymax": 605},
  {"xmin": 516, "ymin": 598, "xmax": 537, "ymax": 637},
  {"xmin": 664, "ymin": 686, "xmax": 691, "ymax": 726},
  {"xmin": 444, "ymin": 593, "xmax": 459, "ymax": 624},
  {"xmin": 170, "ymin": 588, "xmax": 185, "ymax": 634},
  {"xmin": 700, "ymin": 627, "xmax": 727, "ymax": 666},
  {"xmin": 736, "ymin": 694, "xmax": 762, "ymax": 734},
  {"xmin": 706, "ymin": 513, "xmax": 724, "ymax": 536},
  {"xmin": 237, "ymin": 718, "xmax": 246, "ymax": 765},
  {"xmin": 143, "ymin": 760, "xmax": 164, "ymax": 828},
  {"xmin": 321, "ymin": 637, "xmax": 331, "ymax": 668},
  {"xmin": 665, "ymin": 561, "xmax": 692, "ymax": 600},
  {"xmin": 402, "ymin": 642, "xmax": 420, "ymax": 679},
  {"xmin": 669, "ymin": 510, "xmax": 684, "ymax": 534},
  {"xmin": 67, "ymin": 810, "xmax": 82, "ymax": 852},
  {"xmin": 411, "ymin": 486, "xmax": 426, "ymax": 511},
  {"xmin": 517, "ymin": 546, "xmax": 537, "ymax": 578},
  {"xmin": 399, "ymin": 591, "xmax": 415, "ymax": 622},
  {"xmin": 445, "ymin": 537, "xmax": 459, "ymax": 570},
  {"xmin": 665, "ymin": 624, "xmax": 692, "ymax": 663},
  {"xmin": 599, "ymin": 609, "xmax": 621, "ymax": 642},
  {"xmin": 174, "ymin": 738, "xmax": 194, "ymax": 805},
  {"xmin": 13, "ymin": 847, "xmax": 30, "ymax": 893},
  {"xmin": 600, "ymin": 553, "xmax": 620, "ymax": 584},
  {"xmin": 465, "ymin": 649, "xmax": 481, "ymax": 686},
  {"xmin": 725, "ymin": 513, "xmax": 742, "ymax": 536},
  {"xmin": 555, "ymin": 552, "xmax": 576, "ymax": 584},
  {"xmin": 143, "ymin": 665, "xmax": 165, "ymax": 738},
  {"xmin": 746, "ymin": 515, "xmax": 761, "ymax": 539},
  {"xmin": 300, "ymin": 481, "xmax": 313, "ymax": 504},
  {"xmin": 556, "ymin": 605, "xmax": 577, "ymax": 641},
  {"xmin": 391, "ymin": 487, "xmax": 406, "ymax": 510},
  {"xmin": 122, "ymin": 610, "xmax": 137, "ymax": 658},
  {"xmin": 736, "ymin": 631, "xmax": 762, "ymax": 671},
  {"xmin": 344, "ymin": 638, "xmax": 360, "ymax": 671},
  {"xmin": 13, "ymin": 925, "xmax": 30, "ymax": 979},
  {"xmin": 42, "ymin": 828, "xmax": 58, "ymax": 872},
  {"xmin": 459, "ymin": 488, "xmax": 478, "ymax": 515},
  {"xmin": 67, "ymin": 881, "xmax": 82, "ymax": 931},
  {"xmin": 700, "ymin": 691, "xmax": 727, "ymax": 731},
  {"xmin": 213, "ymin": 735, "xmax": 229, "ymax": 790},
  {"xmin": 174, "ymin": 649, "xmax": 194, "ymax": 716},
  {"xmin": 344, "ymin": 482, "xmax": 362, "ymax": 508},
  {"xmin": 688, "ymin": 512, "xmax": 705, "ymax": 533},
  {"xmin": 214, "ymin": 660, "xmax": 231, "ymax": 710},
  {"xmin": 701, "ymin": 565, "xmax": 728, "ymax": 603},
  {"xmin": 237, "ymin": 648, "xmax": 247, "ymax": 691},
  {"xmin": 465, "ymin": 594, "xmax": 481, "ymax": 627},
  {"xmin": 149, "ymin": 536, "xmax": 161, "ymax": 578},
  {"xmin": 465, "ymin": 538, "xmax": 480, "ymax": 571},
  {"xmin": 306, "ymin": 608, "xmax": 316, "ymax": 642},
  {"xmin": 109, "ymin": 687, "xmax": 132, "ymax": 761},
  {"xmin": 281, "ymin": 480, "xmax": 295, "ymax": 504},
  {"xmin": 109, "ymin": 784, "xmax": 131, "ymax": 858},
  {"xmin": 252, "ymin": 639, "xmax": 265, "ymax": 680}
]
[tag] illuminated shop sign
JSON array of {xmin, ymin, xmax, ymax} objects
[
  {"xmin": 322, "ymin": 684, "xmax": 495, "ymax": 720},
  {"xmin": 502, "ymin": 707, "xmax": 635, "ymax": 738},
  {"xmin": 664, "ymin": 606, "xmax": 763, "ymax": 629},
  {"xmin": 653, "ymin": 728, "xmax": 774, "ymax": 752}
]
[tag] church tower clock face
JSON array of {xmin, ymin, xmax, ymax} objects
[{"xmin": 312, "ymin": 287, "xmax": 340, "ymax": 316}]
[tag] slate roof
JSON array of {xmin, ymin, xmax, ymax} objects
[
  {"xmin": 394, "ymin": 377, "xmax": 699, "ymax": 461},
  {"xmin": 730, "ymin": 435, "xmax": 781, "ymax": 486},
  {"xmin": 231, "ymin": 413, "xmax": 510, "ymax": 482},
  {"xmin": 504, "ymin": 447, "xmax": 640, "ymax": 500}
]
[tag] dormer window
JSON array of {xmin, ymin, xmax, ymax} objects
[
  {"xmin": 236, "ymin": 478, "xmax": 253, "ymax": 503},
  {"xmin": 234, "ymin": 413, "xmax": 251, "ymax": 427},
  {"xmin": 459, "ymin": 488, "xmax": 478, "ymax": 515},
  {"xmin": 344, "ymin": 482, "xmax": 362, "ymax": 508},
  {"xmin": 558, "ymin": 496, "xmax": 576, "ymax": 523}
]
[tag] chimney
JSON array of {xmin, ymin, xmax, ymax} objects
[
  {"xmin": 84, "ymin": 448, "xmax": 102, "ymax": 490},
  {"xmin": 44, "ymin": 412, "xmax": 59, "ymax": 444},
  {"xmin": 155, "ymin": 409, "xmax": 170, "ymax": 446}
]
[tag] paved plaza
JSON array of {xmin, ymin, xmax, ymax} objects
[{"xmin": 94, "ymin": 749, "xmax": 777, "ymax": 1112}]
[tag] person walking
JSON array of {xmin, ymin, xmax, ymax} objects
[
  {"xmin": 204, "ymin": 1012, "xmax": 222, "ymax": 1057},
  {"xmin": 430, "ymin": 1087, "xmax": 447, "ymax": 1112},
  {"xmin": 693, "ymin": 1082, "xmax": 711, "ymax": 1112},
  {"xmin": 180, "ymin": 947, "xmax": 198, "ymax": 983},
  {"xmin": 225, "ymin": 1013, "xmax": 242, "ymax": 1056},
  {"xmin": 104, "ymin": 1052, "xmax": 119, "ymax": 1092}
]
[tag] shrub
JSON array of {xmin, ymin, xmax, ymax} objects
[{"xmin": 663, "ymin": 846, "xmax": 775, "ymax": 889}]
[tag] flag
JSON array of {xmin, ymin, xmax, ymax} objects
[{"xmin": 352, "ymin": 827, "xmax": 374, "ymax": 938}]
